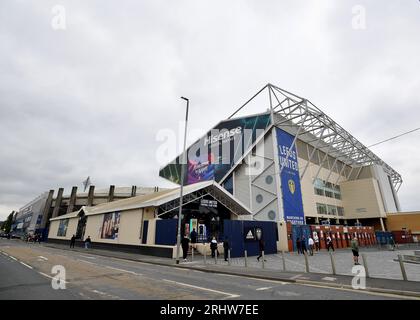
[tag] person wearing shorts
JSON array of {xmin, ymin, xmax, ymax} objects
[{"xmin": 351, "ymin": 236, "xmax": 360, "ymax": 265}]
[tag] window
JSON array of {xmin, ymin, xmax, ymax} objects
[
  {"xmin": 314, "ymin": 187, "xmax": 324, "ymax": 196},
  {"xmin": 327, "ymin": 205, "xmax": 337, "ymax": 216},
  {"xmin": 313, "ymin": 179, "xmax": 342, "ymax": 200},
  {"xmin": 325, "ymin": 191, "xmax": 334, "ymax": 198},
  {"xmin": 337, "ymin": 207, "xmax": 344, "ymax": 216},
  {"xmin": 316, "ymin": 203, "xmax": 327, "ymax": 215},
  {"xmin": 314, "ymin": 178, "xmax": 325, "ymax": 188}
]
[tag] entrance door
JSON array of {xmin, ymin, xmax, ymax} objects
[{"xmin": 142, "ymin": 221, "xmax": 149, "ymax": 244}]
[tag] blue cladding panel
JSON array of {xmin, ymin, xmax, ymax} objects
[
  {"xmin": 291, "ymin": 224, "xmax": 311, "ymax": 251},
  {"xmin": 223, "ymin": 220, "xmax": 278, "ymax": 257},
  {"xmin": 155, "ymin": 219, "xmax": 177, "ymax": 245},
  {"xmin": 375, "ymin": 231, "xmax": 393, "ymax": 245}
]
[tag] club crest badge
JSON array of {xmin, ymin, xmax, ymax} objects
[{"xmin": 288, "ymin": 179, "xmax": 296, "ymax": 194}]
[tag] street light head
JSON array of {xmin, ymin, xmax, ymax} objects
[{"xmin": 181, "ymin": 96, "xmax": 189, "ymax": 101}]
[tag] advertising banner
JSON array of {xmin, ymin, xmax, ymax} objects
[
  {"xmin": 100, "ymin": 212, "xmax": 120, "ymax": 239},
  {"xmin": 276, "ymin": 128, "xmax": 305, "ymax": 225},
  {"xmin": 57, "ymin": 219, "xmax": 69, "ymax": 237},
  {"xmin": 159, "ymin": 113, "xmax": 271, "ymax": 186}
]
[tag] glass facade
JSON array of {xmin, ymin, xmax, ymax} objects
[
  {"xmin": 316, "ymin": 202, "xmax": 344, "ymax": 217},
  {"xmin": 313, "ymin": 178, "xmax": 341, "ymax": 199}
]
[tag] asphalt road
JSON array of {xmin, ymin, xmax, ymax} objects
[{"xmin": 0, "ymin": 239, "xmax": 414, "ymax": 300}]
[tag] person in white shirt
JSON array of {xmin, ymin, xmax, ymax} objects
[
  {"xmin": 313, "ymin": 233, "xmax": 320, "ymax": 251},
  {"xmin": 308, "ymin": 237, "xmax": 315, "ymax": 256}
]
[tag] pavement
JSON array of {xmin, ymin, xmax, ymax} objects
[{"xmin": 1, "ymin": 238, "xmax": 419, "ymax": 300}]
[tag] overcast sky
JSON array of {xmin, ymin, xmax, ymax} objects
[{"xmin": 1, "ymin": 0, "xmax": 419, "ymax": 220}]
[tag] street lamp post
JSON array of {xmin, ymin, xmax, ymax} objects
[{"xmin": 175, "ymin": 96, "xmax": 189, "ymax": 264}]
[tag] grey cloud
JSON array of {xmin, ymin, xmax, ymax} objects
[{"xmin": 0, "ymin": 0, "xmax": 419, "ymax": 219}]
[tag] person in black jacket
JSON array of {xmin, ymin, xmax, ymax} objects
[
  {"xmin": 70, "ymin": 235, "xmax": 76, "ymax": 248},
  {"xmin": 257, "ymin": 239, "xmax": 266, "ymax": 262},
  {"xmin": 223, "ymin": 238, "xmax": 230, "ymax": 261},
  {"xmin": 181, "ymin": 235, "xmax": 190, "ymax": 262},
  {"xmin": 296, "ymin": 237, "xmax": 301, "ymax": 254},
  {"xmin": 84, "ymin": 236, "xmax": 91, "ymax": 249},
  {"xmin": 190, "ymin": 228, "xmax": 197, "ymax": 254}
]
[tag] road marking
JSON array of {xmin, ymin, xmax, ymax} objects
[
  {"xmin": 162, "ymin": 279, "xmax": 240, "ymax": 299},
  {"xmin": 1, "ymin": 252, "xmax": 9, "ymax": 257},
  {"xmin": 38, "ymin": 256, "xmax": 48, "ymax": 261},
  {"xmin": 77, "ymin": 259, "xmax": 98, "ymax": 266},
  {"xmin": 322, "ymin": 277, "xmax": 337, "ymax": 281},
  {"xmin": 91, "ymin": 289, "xmax": 123, "ymax": 300},
  {"xmin": 92, "ymin": 289, "xmax": 106, "ymax": 295},
  {"xmin": 256, "ymin": 287, "xmax": 272, "ymax": 291},
  {"xmin": 299, "ymin": 282, "xmax": 420, "ymax": 300},
  {"xmin": 105, "ymin": 266, "xmax": 143, "ymax": 276},
  {"xmin": 9, "ymin": 256, "xmax": 17, "ymax": 261},
  {"xmin": 79, "ymin": 255, "xmax": 96, "ymax": 259},
  {"xmin": 20, "ymin": 261, "xmax": 33, "ymax": 269}
]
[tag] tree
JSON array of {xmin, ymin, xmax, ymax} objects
[{"xmin": 2, "ymin": 211, "xmax": 14, "ymax": 233}]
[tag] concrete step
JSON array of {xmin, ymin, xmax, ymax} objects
[{"xmin": 414, "ymin": 250, "xmax": 420, "ymax": 257}]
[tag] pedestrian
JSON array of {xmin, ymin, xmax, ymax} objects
[
  {"xmin": 301, "ymin": 236, "xmax": 307, "ymax": 254},
  {"xmin": 36, "ymin": 234, "xmax": 42, "ymax": 244},
  {"xmin": 210, "ymin": 237, "xmax": 218, "ymax": 258},
  {"xmin": 70, "ymin": 234, "xmax": 76, "ymax": 248},
  {"xmin": 84, "ymin": 236, "xmax": 91, "ymax": 249},
  {"xmin": 296, "ymin": 237, "xmax": 301, "ymax": 254},
  {"xmin": 326, "ymin": 234, "xmax": 335, "ymax": 251},
  {"xmin": 313, "ymin": 233, "xmax": 320, "ymax": 251},
  {"xmin": 389, "ymin": 237, "xmax": 396, "ymax": 251},
  {"xmin": 257, "ymin": 238, "xmax": 266, "ymax": 262},
  {"xmin": 308, "ymin": 237, "xmax": 314, "ymax": 256},
  {"xmin": 351, "ymin": 236, "xmax": 360, "ymax": 265},
  {"xmin": 181, "ymin": 234, "xmax": 190, "ymax": 262},
  {"xmin": 223, "ymin": 237, "xmax": 230, "ymax": 262},
  {"xmin": 190, "ymin": 228, "xmax": 197, "ymax": 253}
]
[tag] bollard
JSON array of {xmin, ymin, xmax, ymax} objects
[
  {"xmin": 281, "ymin": 250, "xmax": 286, "ymax": 271},
  {"xmin": 262, "ymin": 251, "xmax": 265, "ymax": 269},
  {"xmin": 398, "ymin": 255, "xmax": 408, "ymax": 281},
  {"xmin": 204, "ymin": 247, "xmax": 207, "ymax": 264},
  {"xmin": 361, "ymin": 253, "xmax": 369, "ymax": 278},
  {"xmin": 304, "ymin": 252, "xmax": 310, "ymax": 273},
  {"xmin": 228, "ymin": 249, "xmax": 231, "ymax": 266},
  {"xmin": 329, "ymin": 252, "xmax": 336, "ymax": 275},
  {"xmin": 244, "ymin": 250, "xmax": 248, "ymax": 267},
  {"xmin": 191, "ymin": 246, "xmax": 194, "ymax": 262},
  {"xmin": 215, "ymin": 249, "xmax": 217, "ymax": 265}
]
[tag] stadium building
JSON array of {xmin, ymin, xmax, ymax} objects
[
  {"xmin": 48, "ymin": 84, "xmax": 407, "ymax": 255},
  {"xmin": 158, "ymin": 84, "xmax": 402, "ymax": 251}
]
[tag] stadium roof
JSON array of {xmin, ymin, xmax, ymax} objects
[{"xmin": 227, "ymin": 83, "xmax": 403, "ymax": 191}]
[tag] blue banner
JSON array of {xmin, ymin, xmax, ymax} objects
[{"xmin": 276, "ymin": 128, "xmax": 305, "ymax": 225}]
